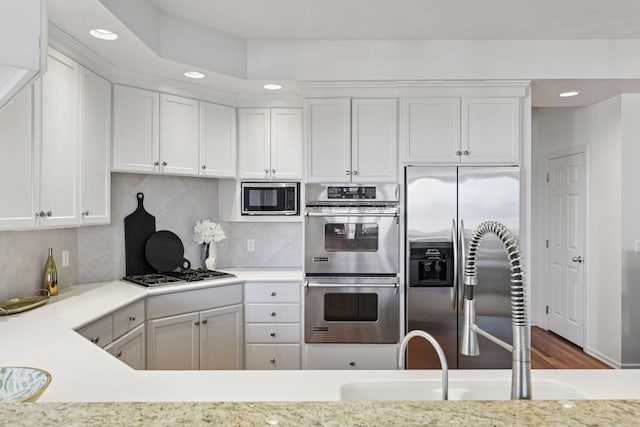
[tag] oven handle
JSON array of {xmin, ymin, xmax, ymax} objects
[
  {"xmin": 304, "ymin": 281, "xmax": 399, "ymax": 288},
  {"xmin": 305, "ymin": 211, "xmax": 399, "ymax": 218}
]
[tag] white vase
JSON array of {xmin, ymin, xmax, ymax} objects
[{"xmin": 205, "ymin": 242, "xmax": 218, "ymax": 270}]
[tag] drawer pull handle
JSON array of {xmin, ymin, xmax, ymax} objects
[
  {"xmin": 270, "ymin": 358, "xmax": 276, "ymax": 364},
  {"xmin": 349, "ymin": 361, "xmax": 355, "ymax": 367},
  {"xmin": 90, "ymin": 337, "xmax": 99, "ymax": 344},
  {"xmin": 270, "ymin": 291, "xmax": 276, "ymax": 297},
  {"xmin": 270, "ymin": 312, "xmax": 276, "ymax": 317},
  {"xmin": 115, "ymin": 351, "xmax": 123, "ymax": 359},
  {"xmin": 270, "ymin": 332, "xmax": 276, "ymax": 337},
  {"xmin": 129, "ymin": 315, "xmax": 136, "ymax": 322}
]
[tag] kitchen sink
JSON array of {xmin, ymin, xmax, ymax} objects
[{"xmin": 340, "ymin": 378, "xmax": 588, "ymax": 401}]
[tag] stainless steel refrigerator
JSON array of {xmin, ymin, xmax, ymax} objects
[{"xmin": 405, "ymin": 166, "xmax": 519, "ymax": 369}]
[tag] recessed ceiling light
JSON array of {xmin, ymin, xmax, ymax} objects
[
  {"xmin": 184, "ymin": 71, "xmax": 205, "ymax": 79},
  {"xmin": 263, "ymin": 83, "xmax": 282, "ymax": 90},
  {"xmin": 89, "ymin": 29, "xmax": 118, "ymax": 41},
  {"xmin": 559, "ymin": 91, "xmax": 579, "ymax": 98}
]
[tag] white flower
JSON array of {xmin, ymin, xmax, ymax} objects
[{"xmin": 193, "ymin": 220, "xmax": 226, "ymax": 244}]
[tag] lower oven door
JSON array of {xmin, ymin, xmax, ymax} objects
[{"xmin": 304, "ymin": 277, "xmax": 400, "ymax": 344}]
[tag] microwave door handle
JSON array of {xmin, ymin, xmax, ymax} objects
[{"xmin": 451, "ymin": 218, "xmax": 458, "ymax": 311}]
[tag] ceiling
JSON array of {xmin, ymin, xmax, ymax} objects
[
  {"xmin": 47, "ymin": 0, "xmax": 640, "ymax": 106},
  {"xmin": 150, "ymin": 0, "xmax": 640, "ymax": 40}
]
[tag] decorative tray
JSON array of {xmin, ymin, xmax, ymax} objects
[{"xmin": 0, "ymin": 290, "xmax": 50, "ymax": 315}]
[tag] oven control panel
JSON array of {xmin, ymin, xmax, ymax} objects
[{"xmin": 327, "ymin": 186, "xmax": 376, "ymax": 199}]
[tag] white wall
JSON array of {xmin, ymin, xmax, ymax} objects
[{"xmin": 532, "ymin": 96, "xmax": 623, "ymax": 367}]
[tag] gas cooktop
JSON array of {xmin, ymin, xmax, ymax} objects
[{"xmin": 122, "ymin": 270, "xmax": 235, "ymax": 287}]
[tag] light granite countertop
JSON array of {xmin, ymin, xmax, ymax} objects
[{"xmin": 2, "ymin": 400, "xmax": 640, "ymax": 426}]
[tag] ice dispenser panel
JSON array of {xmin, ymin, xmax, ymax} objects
[{"xmin": 409, "ymin": 242, "xmax": 454, "ymax": 287}]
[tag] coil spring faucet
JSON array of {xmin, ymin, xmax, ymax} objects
[{"xmin": 460, "ymin": 220, "xmax": 531, "ymax": 400}]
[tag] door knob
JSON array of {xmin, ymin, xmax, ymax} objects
[{"xmin": 571, "ymin": 256, "xmax": 583, "ymax": 263}]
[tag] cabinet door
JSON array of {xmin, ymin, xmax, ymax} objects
[
  {"xmin": 238, "ymin": 108, "xmax": 270, "ymax": 179},
  {"xmin": 0, "ymin": 85, "xmax": 38, "ymax": 229},
  {"xmin": 79, "ymin": 67, "xmax": 111, "ymax": 225},
  {"xmin": 200, "ymin": 304, "xmax": 244, "ymax": 370},
  {"xmin": 305, "ymin": 98, "xmax": 351, "ymax": 182},
  {"xmin": 147, "ymin": 312, "xmax": 199, "ymax": 370},
  {"xmin": 270, "ymin": 108, "xmax": 302, "ymax": 179},
  {"xmin": 159, "ymin": 94, "xmax": 199, "ymax": 175},
  {"xmin": 401, "ymin": 98, "xmax": 461, "ymax": 164},
  {"xmin": 110, "ymin": 324, "xmax": 146, "ymax": 370},
  {"xmin": 199, "ymin": 101, "xmax": 236, "ymax": 178},
  {"xmin": 461, "ymin": 97, "xmax": 520, "ymax": 164},
  {"xmin": 351, "ymin": 99, "xmax": 397, "ymax": 182},
  {"xmin": 40, "ymin": 49, "xmax": 80, "ymax": 227},
  {"xmin": 112, "ymin": 85, "xmax": 159, "ymax": 173}
]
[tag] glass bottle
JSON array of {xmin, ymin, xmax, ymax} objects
[{"xmin": 43, "ymin": 248, "xmax": 58, "ymax": 296}]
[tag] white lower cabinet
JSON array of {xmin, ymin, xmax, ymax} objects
[
  {"xmin": 146, "ymin": 284, "xmax": 244, "ymax": 370},
  {"xmin": 244, "ymin": 281, "xmax": 301, "ymax": 370},
  {"xmin": 106, "ymin": 324, "xmax": 146, "ymax": 370},
  {"xmin": 304, "ymin": 344, "xmax": 398, "ymax": 370}
]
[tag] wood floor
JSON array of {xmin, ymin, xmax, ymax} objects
[{"xmin": 531, "ymin": 326, "xmax": 610, "ymax": 369}]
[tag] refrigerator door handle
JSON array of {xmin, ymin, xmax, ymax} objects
[
  {"xmin": 451, "ymin": 218, "xmax": 458, "ymax": 310},
  {"xmin": 459, "ymin": 219, "xmax": 466, "ymax": 311}
]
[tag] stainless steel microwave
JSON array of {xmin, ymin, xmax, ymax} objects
[{"xmin": 241, "ymin": 182, "xmax": 299, "ymax": 216}]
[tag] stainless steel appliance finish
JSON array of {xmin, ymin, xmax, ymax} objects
[
  {"xmin": 304, "ymin": 184, "xmax": 400, "ymax": 275},
  {"xmin": 304, "ymin": 276, "xmax": 400, "ymax": 343},
  {"xmin": 405, "ymin": 166, "xmax": 519, "ymax": 369},
  {"xmin": 241, "ymin": 182, "xmax": 299, "ymax": 216}
]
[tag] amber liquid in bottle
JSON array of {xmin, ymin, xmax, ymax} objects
[{"xmin": 43, "ymin": 248, "xmax": 58, "ymax": 296}]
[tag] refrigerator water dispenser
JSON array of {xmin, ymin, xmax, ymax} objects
[{"xmin": 409, "ymin": 242, "xmax": 454, "ymax": 287}]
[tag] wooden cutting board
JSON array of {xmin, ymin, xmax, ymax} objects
[{"xmin": 124, "ymin": 193, "xmax": 156, "ymax": 275}]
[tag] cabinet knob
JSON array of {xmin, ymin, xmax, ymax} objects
[
  {"xmin": 270, "ymin": 311, "xmax": 276, "ymax": 317},
  {"xmin": 269, "ymin": 332, "xmax": 276, "ymax": 337},
  {"xmin": 115, "ymin": 350, "xmax": 123, "ymax": 359},
  {"xmin": 202, "ymin": 319, "xmax": 208, "ymax": 325},
  {"xmin": 162, "ymin": 161, "xmax": 168, "ymax": 166},
  {"xmin": 270, "ymin": 291, "xmax": 276, "ymax": 297},
  {"xmin": 154, "ymin": 160, "xmax": 160, "ymax": 166},
  {"xmin": 270, "ymin": 358, "xmax": 276, "ymax": 364},
  {"xmin": 264, "ymin": 168, "xmax": 269, "ymax": 174},
  {"xmin": 271, "ymin": 168, "xmax": 276, "ymax": 174},
  {"xmin": 46, "ymin": 210, "xmax": 52, "ymax": 217},
  {"xmin": 352, "ymin": 170, "xmax": 359, "ymax": 176},
  {"xmin": 129, "ymin": 315, "xmax": 136, "ymax": 322},
  {"xmin": 201, "ymin": 164, "xmax": 206, "ymax": 169},
  {"xmin": 456, "ymin": 150, "xmax": 462, "ymax": 156},
  {"xmin": 90, "ymin": 337, "xmax": 99, "ymax": 344},
  {"xmin": 81, "ymin": 210, "xmax": 90, "ymax": 216},
  {"xmin": 345, "ymin": 170, "xmax": 351, "ymax": 175},
  {"xmin": 195, "ymin": 321, "xmax": 200, "ymax": 326},
  {"xmin": 463, "ymin": 150, "xmax": 469, "ymax": 156},
  {"xmin": 37, "ymin": 211, "xmax": 45, "ymax": 218},
  {"xmin": 349, "ymin": 361, "xmax": 356, "ymax": 367}
]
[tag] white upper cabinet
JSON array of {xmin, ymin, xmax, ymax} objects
[
  {"xmin": 79, "ymin": 67, "xmax": 111, "ymax": 225},
  {"xmin": 305, "ymin": 98, "xmax": 351, "ymax": 182},
  {"xmin": 199, "ymin": 101, "xmax": 236, "ymax": 178},
  {"xmin": 402, "ymin": 97, "xmax": 520, "ymax": 165},
  {"xmin": 351, "ymin": 99, "xmax": 398, "ymax": 182},
  {"xmin": 401, "ymin": 98, "xmax": 461, "ymax": 164},
  {"xmin": 0, "ymin": 85, "xmax": 38, "ymax": 229},
  {"xmin": 306, "ymin": 98, "xmax": 397, "ymax": 183},
  {"xmin": 238, "ymin": 108, "xmax": 302, "ymax": 180},
  {"xmin": 461, "ymin": 97, "xmax": 520, "ymax": 164},
  {"xmin": 112, "ymin": 85, "xmax": 160, "ymax": 173},
  {"xmin": 39, "ymin": 49, "xmax": 80, "ymax": 227},
  {"xmin": 159, "ymin": 94, "xmax": 199, "ymax": 176}
]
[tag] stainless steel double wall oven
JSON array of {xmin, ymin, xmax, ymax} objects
[{"xmin": 304, "ymin": 184, "xmax": 400, "ymax": 344}]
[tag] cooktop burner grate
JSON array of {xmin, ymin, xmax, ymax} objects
[{"xmin": 122, "ymin": 270, "xmax": 235, "ymax": 287}]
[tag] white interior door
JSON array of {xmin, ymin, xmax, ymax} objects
[{"xmin": 547, "ymin": 152, "xmax": 586, "ymax": 346}]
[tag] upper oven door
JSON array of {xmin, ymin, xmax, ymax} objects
[{"xmin": 305, "ymin": 207, "xmax": 399, "ymax": 275}]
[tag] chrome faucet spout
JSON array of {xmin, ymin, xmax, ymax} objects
[
  {"xmin": 398, "ymin": 330, "xmax": 448, "ymax": 400},
  {"xmin": 460, "ymin": 220, "xmax": 531, "ymax": 400}
]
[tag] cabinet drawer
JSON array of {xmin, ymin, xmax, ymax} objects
[
  {"xmin": 147, "ymin": 284, "xmax": 243, "ymax": 319},
  {"xmin": 304, "ymin": 344, "xmax": 397, "ymax": 370},
  {"xmin": 245, "ymin": 323, "xmax": 300, "ymax": 343},
  {"xmin": 77, "ymin": 316, "xmax": 113, "ymax": 348},
  {"xmin": 244, "ymin": 282, "xmax": 300, "ymax": 303},
  {"xmin": 113, "ymin": 299, "xmax": 145, "ymax": 339},
  {"xmin": 245, "ymin": 344, "xmax": 300, "ymax": 370},
  {"xmin": 245, "ymin": 303, "xmax": 300, "ymax": 323}
]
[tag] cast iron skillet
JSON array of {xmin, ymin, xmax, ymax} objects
[{"xmin": 145, "ymin": 230, "xmax": 191, "ymax": 272}]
